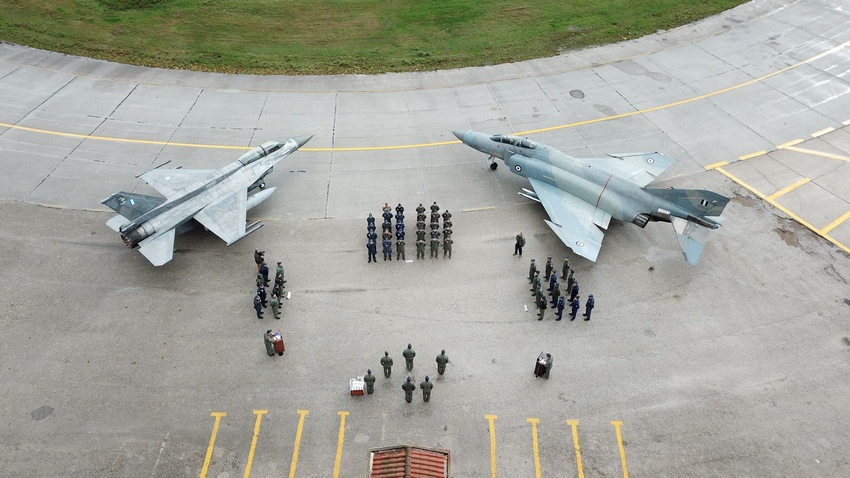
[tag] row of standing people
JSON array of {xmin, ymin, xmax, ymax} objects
[
  {"xmin": 253, "ymin": 250, "xmax": 287, "ymax": 320},
  {"xmin": 367, "ymin": 202, "xmax": 454, "ymax": 262},
  {"xmin": 528, "ymin": 256, "xmax": 595, "ymax": 321}
]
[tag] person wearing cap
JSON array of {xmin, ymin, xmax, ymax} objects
[
  {"xmin": 263, "ymin": 330, "xmax": 275, "ymax": 356},
  {"xmin": 416, "ymin": 238, "xmax": 426, "ymax": 260},
  {"xmin": 569, "ymin": 281, "xmax": 580, "ymax": 302},
  {"xmin": 430, "ymin": 237, "xmax": 440, "ymax": 259},
  {"xmin": 443, "ymin": 237, "xmax": 453, "ymax": 259},
  {"xmin": 537, "ymin": 294, "xmax": 547, "ymax": 321},
  {"xmin": 531, "ymin": 271, "xmax": 541, "ymax": 295},
  {"xmin": 550, "ymin": 279, "xmax": 561, "ymax": 307},
  {"xmin": 382, "ymin": 237, "xmax": 393, "ymax": 261},
  {"xmin": 442, "ymin": 227, "xmax": 452, "ymax": 240},
  {"xmin": 435, "ymin": 350, "xmax": 449, "ymax": 375},
  {"xmin": 555, "ymin": 294, "xmax": 566, "ymax": 321},
  {"xmin": 402, "ymin": 377, "xmax": 416, "ymax": 403},
  {"xmin": 562, "ymin": 257, "xmax": 571, "ymax": 279},
  {"xmin": 396, "ymin": 229, "xmax": 406, "ymax": 242},
  {"xmin": 570, "ymin": 296, "xmax": 581, "ymax": 321},
  {"xmin": 547, "ymin": 270, "xmax": 558, "ymax": 292},
  {"xmin": 254, "ymin": 249, "xmax": 264, "ymax": 272},
  {"xmin": 430, "ymin": 201, "xmax": 440, "ymax": 214},
  {"xmin": 395, "ymin": 203, "xmax": 404, "ymax": 214},
  {"xmin": 367, "ymin": 239, "xmax": 377, "ymax": 263},
  {"xmin": 528, "ymin": 258, "xmax": 537, "ymax": 283},
  {"xmin": 583, "ymin": 294, "xmax": 595, "ymax": 321},
  {"xmin": 276, "ymin": 261, "xmax": 286, "ymax": 285},
  {"xmin": 416, "ymin": 203, "xmax": 426, "ymax": 215},
  {"xmin": 544, "ymin": 257, "xmax": 553, "ymax": 280},
  {"xmin": 274, "ymin": 273, "xmax": 284, "ymax": 293},
  {"xmin": 396, "ymin": 238, "xmax": 406, "ymax": 260},
  {"xmin": 259, "ymin": 261, "xmax": 270, "ymax": 286},
  {"xmin": 420, "ymin": 376, "xmax": 433, "ymax": 402},
  {"xmin": 515, "ymin": 232, "xmax": 526, "ymax": 256},
  {"xmin": 380, "ymin": 351, "xmax": 393, "ymax": 378},
  {"xmin": 395, "ymin": 210, "xmax": 405, "ymax": 223},
  {"xmin": 256, "ymin": 273, "xmax": 264, "ymax": 288},
  {"xmin": 402, "ymin": 344, "xmax": 416, "ymax": 371},
  {"xmin": 367, "ymin": 213, "xmax": 375, "ymax": 227},
  {"xmin": 364, "ymin": 369, "xmax": 376, "ymax": 394},
  {"xmin": 382, "ymin": 208, "xmax": 393, "ymax": 223},
  {"xmin": 270, "ymin": 293, "xmax": 281, "ymax": 320},
  {"xmin": 566, "ymin": 269, "xmax": 576, "ymax": 294},
  {"xmin": 257, "ymin": 284, "xmax": 268, "ymax": 307},
  {"xmin": 441, "ymin": 210, "xmax": 451, "ymax": 222},
  {"xmin": 253, "ymin": 295, "xmax": 263, "ymax": 319}
]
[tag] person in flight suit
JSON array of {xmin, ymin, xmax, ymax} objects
[
  {"xmin": 430, "ymin": 202, "xmax": 440, "ymax": 214},
  {"xmin": 416, "ymin": 228, "xmax": 426, "ymax": 241},
  {"xmin": 416, "ymin": 203, "xmax": 426, "ymax": 215},
  {"xmin": 276, "ymin": 261, "xmax": 286, "ymax": 286},
  {"xmin": 443, "ymin": 219, "xmax": 453, "ymax": 229},
  {"xmin": 537, "ymin": 295, "xmax": 547, "ymax": 321},
  {"xmin": 263, "ymin": 330, "xmax": 275, "ymax": 356},
  {"xmin": 430, "ymin": 237, "xmax": 440, "ymax": 258},
  {"xmin": 430, "ymin": 220, "xmax": 440, "ymax": 231},
  {"xmin": 403, "ymin": 344, "xmax": 416, "ymax": 371},
  {"xmin": 443, "ymin": 237, "xmax": 453, "ymax": 259},
  {"xmin": 583, "ymin": 294, "xmax": 595, "ymax": 321},
  {"xmin": 367, "ymin": 239, "xmax": 377, "ymax": 263},
  {"xmin": 544, "ymin": 257, "xmax": 553, "ymax": 280},
  {"xmin": 562, "ymin": 257, "xmax": 570, "ymax": 280},
  {"xmin": 416, "ymin": 218, "xmax": 427, "ymax": 230},
  {"xmin": 382, "ymin": 238, "xmax": 393, "ymax": 261},
  {"xmin": 435, "ymin": 350, "xmax": 449, "ymax": 375},
  {"xmin": 396, "ymin": 203, "xmax": 405, "ymax": 215},
  {"xmin": 253, "ymin": 295, "xmax": 263, "ymax": 319},
  {"xmin": 514, "ymin": 232, "xmax": 526, "ymax": 256},
  {"xmin": 420, "ymin": 376, "xmax": 433, "ymax": 402},
  {"xmin": 259, "ymin": 261, "xmax": 270, "ymax": 286},
  {"xmin": 402, "ymin": 377, "xmax": 416, "ymax": 403},
  {"xmin": 396, "ymin": 239, "xmax": 406, "ymax": 260},
  {"xmin": 442, "ymin": 227, "xmax": 452, "ymax": 240},
  {"xmin": 381, "ymin": 351, "xmax": 393, "ymax": 378},
  {"xmin": 566, "ymin": 269, "xmax": 576, "ymax": 294},
  {"xmin": 441, "ymin": 210, "xmax": 451, "ymax": 222},
  {"xmin": 416, "ymin": 239, "xmax": 426, "ymax": 259},
  {"xmin": 270, "ymin": 293, "xmax": 281, "ymax": 320},
  {"xmin": 530, "ymin": 271, "xmax": 541, "ymax": 295},
  {"xmin": 550, "ymin": 280, "xmax": 561, "ymax": 307},
  {"xmin": 430, "ymin": 212, "xmax": 440, "ymax": 224},
  {"xmin": 364, "ymin": 369, "xmax": 376, "ymax": 394},
  {"xmin": 528, "ymin": 258, "xmax": 537, "ymax": 284}
]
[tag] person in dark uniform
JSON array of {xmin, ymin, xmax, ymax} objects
[
  {"xmin": 430, "ymin": 220, "xmax": 440, "ymax": 231},
  {"xmin": 548, "ymin": 271, "xmax": 558, "ymax": 292},
  {"xmin": 430, "ymin": 237, "xmax": 440, "ymax": 258},
  {"xmin": 570, "ymin": 282, "xmax": 580, "ymax": 301},
  {"xmin": 443, "ymin": 219, "xmax": 453, "ymax": 229},
  {"xmin": 417, "ymin": 212, "xmax": 427, "ymax": 222},
  {"xmin": 441, "ymin": 210, "xmax": 451, "ymax": 222},
  {"xmin": 430, "ymin": 212, "xmax": 440, "ymax": 224},
  {"xmin": 528, "ymin": 258, "xmax": 537, "ymax": 284},
  {"xmin": 274, "ymin": 272, "xmax": 284, "ymax": 292},
  {"xmin": 538, "ymin": 295, "xmax": 547, "ymax": 320},
  {"xmin": 566, "ymin": 269, "xmax": 576, "ymax": 294},
  {"xmin": 416, "ymin": 228, "xmax": 426, "ymax": 241},
  {"xmin": 396, "ymin": 239, "xmax": 406, "ymax": 260},
  {"xmin": 562, "ymin": 257, "xmax": 570, "ymax": 279},
  {"xmin": 395, "ymin": 211, "xmax": 404, "ymax": 223},
  {"xmin": 435, "ymin": 350, "xmax": 449, "ymax": 375},
  {"xmin": 550, "ymin": 280, "xmax": 561, "ymax": 307},
  {"xmin": 396, "ymin": 229, "xmax": 405, "ymax": 241},
  {"xmin": 416, "ymin": 239, "xmax": 426, "ymax": 259},
  {"xmin": 367, "ymin": 213, "xmax": 375, "ymax": 227},
  {"xmin": 382, "ymin": 237, "xmax": 392, "ymax": 261},
  {"xmin": 259, "ymin": 261, "xmax": 270, "ymax": 286},
  {"xmin": 570, "ymin": 296, "xmax": 581, "ymax": 321},
  {"xmin": 555, "ymin": 295, "xmax": 566, "ymax": 320},
  {"xmin": 254, "ymin": 249, "xmax": 264, "ymax": 272},
  {"xmin": 514, "ymin": 232, "xmax": 526, "ymax": 256},
  {"xmin": 364, "ymin": 369, "xmax": 376, "ymax": 394},
  {"xmin": 416, "ymin": 203, "xmax": 426, "ymax": 215},
  {"xmin": 420, "ymin": 376, "xmax": 433, "ymax": 402},
  {"xmin": 403, "ymin": 343, "xmax": 416, "ymax": 371},
  {"xmin": 382, "ymin": 219, "xmax": 392, "ymax": 232},
  {"xmin": 382, "ymin": 209, "xmax": 393, "ymax": 223},
  {"xmin": 416, "ymin": 218, "xmax": 427, "ymax": 230},
  {"xmin": 544, "ymin": 257, "xmax": 553, "ymax": 280},
  {"xmin": 430, "ymin": 201, "xmax": 440, "ymax": 214},
  {"xmin": 583, "ymin": 294, "xmax": 595, "ymax": 321},
  {"xmin": 531, "ymin": 271, "xmax": 541, "ymax": 294},
  {"xmin": 257, "ymin": 284, "xmax": 268, "ymax": 307},
  {"xmin": 396, "ymin": 203, "xmax": 405, "ymax": 215},
  {"xmin": 443, "ymin": 237, "xmax": 453, "ymax": 258},
  {"xmin": 253, "ymin": 295, "xmax": 263, "ymax": 319},
  {"xmin": 256, "ymin": 273, "xmax": 264, "ymax": 288},
  {"xmin": 367, "ymin": 229, "xmax": 377, "ymax": 242},
  {"xmin": 402, "ymin": 377, "xmax": 416, "ymax": 403},
  {"xmin": 381, "ymin": 351, "xmax": 393, "ymax": 378},
  {"xmin": 367, "ymin": 239, "xmax": 377, "ymax": 263},
  {"xmin": 442, "ymin": 227, "xmax": 452, "ymax": 240}
]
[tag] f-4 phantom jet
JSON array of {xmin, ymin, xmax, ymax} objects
[
  {"xmin": 103, "ymin": 135, "xmax": 312, "ymax": 266},
  {"xmin": 452, "ymin": 130, "xmax": 728, "ymax": 265}
]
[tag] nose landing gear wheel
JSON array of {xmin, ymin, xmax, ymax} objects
[{"xmin": 489, "ymin": 162, "xmax": 498, "ymax": 170}]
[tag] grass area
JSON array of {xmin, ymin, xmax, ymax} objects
[{"xmin": 0, "ymin": 0, "xmax": 747, "ymax": 75}]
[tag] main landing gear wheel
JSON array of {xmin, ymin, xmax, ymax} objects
[{"xmin": 489, "ymin": 162, "xmax": 498, "ymax": 170}]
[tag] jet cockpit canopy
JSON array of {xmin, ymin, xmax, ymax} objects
[
  {"xmin": 490, "ymin": 134, "xmax": 537, "ymax": 149},
  {"xmin": 238, "ymin": 141, "xmax": 284, "ymax": 165}
]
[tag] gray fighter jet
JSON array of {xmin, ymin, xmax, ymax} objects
[
  {"xmin": 452, "ymin": 130, "xmax": 728, "ymax": 265},
  {"xmin": 102, "ymin": 135, "xmax": 312, "ymax": 266}
]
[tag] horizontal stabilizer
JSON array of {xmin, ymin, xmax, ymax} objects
[
  {"xmin": 102, "ymin": 192, "xmax": 165, "ymax": 221},
  {"xmin": 671, "ymin": 217, "xmax": 711, "ymax": 266},
  {"xmin": 106, "ymin": 214, "xmax": 127, "ymax": 232},
  {"xmin": 644, "ymin": 188, "xmax": 729, "ymax": 219},
  {"xmin": 139, "ymin": 228, "xmax": 176, "ymax": 266}
]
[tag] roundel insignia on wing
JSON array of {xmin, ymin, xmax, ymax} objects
[
  {"xmin": 575, "ymin": 241, "xmax": 585, "ymax": 247},
  {"xmin": 164, "ymin": 176, "xmax": 172, "ymax": 181},
  {"xmin": 514, "ymin": 165, "xmax": 522, "ymax": 172},
  {"xmin": 646, "ymin": 157, "xmax": 655, "ymax": 164}
]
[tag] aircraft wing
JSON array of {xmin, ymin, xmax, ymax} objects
[
  {"xmin": 139, "ymin": 169, "xmax": 218, "ymax": 199},
  {"xmin": 528, "ymin": 178, "xmax": 611, "ymax": 262},
  {"xmin": 138, "ymin": 228, "xmax": 176, "ymax": 266},
  {"xmin": 588, "ymin": 152, "xmax": 676, "ymax": 187},
  {"xmin": 192, "ymin": 192, "xmax": 248, "ymax": 245}
]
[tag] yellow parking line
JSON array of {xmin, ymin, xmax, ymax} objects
[
  {"xmin": 739, "ymin": 150, "xmax": 767, "ymax": 161},
  {"xmin": 777, "ymin": 139, "xmax": 804, "ymax": 149},
  {"xmin": 244, "ymin": 410, "xmax": 268, "ymax": 478},
  {"xmin": 289, "ymin": 410, "xmax": 310, "ymax": 478},
  {"xmin": 704, "ymin": 160, "xmax": 729, "ymax": 170},
  {"xmin": 611, "ymin": 421, "xmax": 630, "ymax": 478},
  {"xmin": 462, "ymin": 206, "xmax": 496, "ymax": 212},
  {"xmin": 484, "ymin": 415, "xmax": 498, "ymax": 478},
  {"xmin": 766, "ymin": 177, "xmax": 810, "ymax": 200},
  {"xmin": 843, "ymin": 119, "xmax": 850, "ymax": 126},
  {"xmin": 332, "ymin": 411, "xmax": 350, "ymax": 478},
  {"xmin": 820, "ymin": 210, "xmax": 850, "ymax": 235},
  {"xmin": 200, "ymin": 412, "xmax": 226, "ymax": 478},
  {"xmin": 526, "ymin": 418, "xmax": 542, "ymax": 478},
  {"xmin": 783, "ymin": 146, "xmax": 850, "ymax": 162},
  {"xmin": 811, "ymin": 127, "xmax": 835, "ymax": 137},
  {"xmin": 566, "ymin": 420, "xmax": 585, "ymax": 478}
]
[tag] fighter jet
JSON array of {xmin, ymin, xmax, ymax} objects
[
  {"xmin": 452, "ymin": 130, "xmax": 729, "ymax": 265},
  {"xmin": 102, "ymin": 135, "xmax": 312, "ymax": 266}
]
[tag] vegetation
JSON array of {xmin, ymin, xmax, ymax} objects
[{"xmin": 0, "ymin": 0, "xmax": 747, "ymax": 75}]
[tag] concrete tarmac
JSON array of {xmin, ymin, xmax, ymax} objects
[{"xmin": 2, "ymin": 0, "xmax": 850, "ymax": 476}]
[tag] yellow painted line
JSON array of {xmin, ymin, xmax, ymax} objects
[
  {"xmin": 567, "ymin": 420, "xmax": 585, "ymax": 478},
  {"xmin": 766, "ymin": 177, "xmax": 810, "ymax": 200},
  {"xmin": 332, "ymin": 411, "xmax": 350, "ymax": 478},
  {"xmin": 485, "ymin": 414, "xmax": 498, "ymax": 478},
  {"xmin": 715, "ymin": 166, "xmax": 850, "ymax": 254},
  {"xmin": 3, "ymin": 39, "xmax": 849, "ymax": 152},
  {"xmin": 288, "ymin": 409, "xmax": 310, "ymax": 478},
  {"xmin": 526, "ymin": 418, "xmax": 542, "ymax": 478},
  {"xmin": 776, "ymin": 139, "xmax": 804, "ymax": 149},
  {"xmin": 199, "ymin": 412, "xmax": 226, "ymax": 478},
  {"xmin": 611, "ymin": 421, "xmax": 630, "ymax": 478},
  {"xmin": 739, "ymin": 150, "xmax": 767, "ymax": 161},
  {"xmin": 243, "ymin": 410, "xmax": 268, "ymax": 478},
  {"xmin": 462, "ymin": 206, "xmax": 496, "ymax": 212},
  {"xmin": 783, "ymin": 146, "xmax": 850, "ymax": 163},
  {"xmin": 811, "ymin": 127, "xmax": 835, "ymax": 137},
  {"xmin": 704, "ymin": 160, "xmax": 729, "ymax": 170},
  {"xmin": 820, "ymin": 210, "xmax": 850, "ymax": 235},
  {"xmin": 843, "ymin": 119, "xmax": 850, "ymax": 126}
]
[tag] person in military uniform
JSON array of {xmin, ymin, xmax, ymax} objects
[
  {"xmin": 538, "ymin": 295, "xmax": 547, "ymax": 320},
  {"xmin": 259, "ymin": 261, "xmax": 270, "ymax": 286},
  {"xmin": 382, "ymin": 208, "xmax": 393, "ymax": 223},
  {"xmin": 430, "ymin": 201, "xmax": 440, "ymax": 214},
  {"xmin": 441, "ymin": 210, "xmax": 451, "ymax": 222},
  {"xmin": 555, "ymin": 294, "xmax": 566, "ymax": 321},
  {"xmin": 270, "ymin": 293, "xmax": 281, "ymax": 320},
  {"xmin": 396, "ymin": 203, "xmax": 404, "ymax": 215},
  {"xmin": 367, "ymin": 213, "xmax": 375, "ymax": 227},
  {"xmin": 263, "ymin": 330, "xmax": 275, "ymax": 356},
  {"xmin": 430, "ymin": 237, "xmax": 440, "ymax": 258},
  {"xmin": 274, "ymin": 272, "xmax": 284, "ymax": 292},
  {"xmin": 396, "ymin": 239, "xmax": 406, "ymax": 260},
  {"xmin": 550, "ymin": 281, "xmax": 561, "ymax": 307},
  {"xmin": 382, "ymin": 237, "xmax": 393, "ymax": 261},
  {"xmin": 583, "ymin": 294, "xmax": 595, "ymax": 321},
  {"xmin": 416, "ymin": 239, "xmax": 426, "ymax": 260},
  {"xmin": 416, "ymin": 203, "xmax": 426, "ymax": 215},
  {"xmin": 367, "ymin": 239, "xmax": 377, "ymax": 263},
  {"xmin": 530, "ymin": 271, "xmax": 541, "ymax": 294},
  {"xmin": 382, "ymin": 202, "xmax": 392, "ymax": 214},
  {"xmin": 276, "ymin": 261, "xmax": 286, "ymax": 286},
  {"xmin": 256, "ymin": 273, "xmax": 264, "ymax": 288},
  {"xmin": 514, "ymin": 232, "xmax": 526, "ymax": 256},
  {"xmin": 420, "ymin": 376, "xmax": 433, "ymax": 402},
  {"xmin": 367, "ymin": 229, "xmax": 377, "ymax": 242},
  {"xmin": 382, "ymin": 219, "xmax": 392, "ymax": 232},
  {"xmin": 364, "ymin": 369, "xmax": 376, "ymax": 394},
  {"xmin": 381, "ymin": 351, "xmax": 393, "ymax": 378},
  {"xmin": 443, "ymin": 237, "xmax": 453, "ymax": 259},
  {"xmin": 435, "ymin": 350, "xmax": 449, "ymax": 375},
  {"xmin": 416, "ymin": 218, "xmax": 427, "ymax": 230},
  {"xmin": 396, "ymin": 221, "xmax": 405, "ymax": 232},
  {"xmin": 528, "ymin": 258, "xmax": 537, "ymax": 284},
  {"xmin": 430, "ymin": 212, "xmax": 440, "ymax": 224},
  {"xmin": 253, "ymin": 295, "xmax": 263, "ymax": 319},
  {"xmin": 548, "ymin": 271, "xmax": 558, "ymax": 292},
  {"xmin": 570, "ymin": 296, "xmax": 581, "ymax": 321},
  {"xmin": 257, "ymin": 284, "xmax": 268, "ymax": 307},
  {"xmin": 562, "ymin": 257, "xmax": 570, "ymax": 279},
  {"xmin": 382, "ymin": 229, "xmax": 392, "ymax": 241},
  {"xmin": 570, "ymin": 281, "xmax": 580, "ymax": 302},
  {"xmin": 403, "ymin": 343, "xmax": 416, "ymax": 371},
  {"xmin": 442, "ymin": 227, "xmax": 452, "ymax": 240},
  {"xmin": 402, "ymin": 377, "xmax": 416, "ymax": 403},
  {"xmin": 544, "ymin": 257, "xmax": 553, "ymax": 280},
  {"xmin": 254, "ymin": 249, "xmax": 264, "ymax": 272},
  {"xmin": 566, "ymin": 269, "xmax": 575, "ymax": 294},
  {"xmin": 443, "ymin": 219, "xmax": 453, "ymax": 229},
  {"xmin": 430, "ymin": 220, "xmax": 440, "ymax": 231},
  {"xmin": 395, "ymin": 211, "xmax": 404, "ymax": 223},
  {"xmin": 416, "ymin": 228, "xmax": 426, "ymax": 241},
  {"xmin": 542, "ymin": 353, "xmax": 553, "ymax": 379},
  {"xmin": 430, "ymin": 229, "xmax": 440, "ymax": 240}
]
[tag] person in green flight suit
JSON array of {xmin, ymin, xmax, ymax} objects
[
  {"xmin": 528, "ymin": 258, "xmax": 537, "ymax": 283},
  {"xmin": 380, "ymin": 351, "xmax": 393, "ymax": 378},
  {"xmin": 402, "ymin": 376, "xmax": 416, "ymax": 403},
  {"xmin": 402, "ymin": 343, "xmax": 416, "ymax": 371},
  {"xmin": 435, "ymin": 350, "xmax": 449, "ymax": 375},
  {"xmin": 420, "ymin": 376, "xmax": 433, "ymax": 402},
  {"xmin": 364, "ymin": 369, "xmax": 376, "ymax": 394}
]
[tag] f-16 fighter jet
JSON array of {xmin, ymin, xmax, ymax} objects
[
  {"xmin": 452, "ymin": 130, "xmax": 728, "ymax": 265},
  {"xmin": 103, "ymin": 135, "xmax": 312, "ymax": 266}
]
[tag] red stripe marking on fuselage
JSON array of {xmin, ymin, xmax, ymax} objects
[{"xmin": 596, "ymin": 174, "xmax": 613, "ymax": 207}]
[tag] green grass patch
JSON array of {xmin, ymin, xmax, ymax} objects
[{"xmin": 0, "ymin": 0, "xmax": 747, "ymax": 74}]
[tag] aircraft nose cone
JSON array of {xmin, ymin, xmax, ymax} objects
[
  {"xmin": 452, "ymin": 130, "xmax": 466, "ymax": 142},
  {"xmin": 292, "ymin": 134, "xmax": 314, "ymax": 148}
]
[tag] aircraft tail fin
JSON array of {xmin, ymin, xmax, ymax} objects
[
  {"xmin": 644, "ymin": 188, "xmax": 729, "ymax": 219},
  {"xmin": 671, "ymin": 217, "xmax": 711, "ymax": 266},
  {"xmin": 102, "ymin": 192, "xmax": 165, "ymax": 221}
]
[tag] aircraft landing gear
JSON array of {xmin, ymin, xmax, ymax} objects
[{"xmin": 488, "ymin": 155, "xmax": 498, "ymax": 170}]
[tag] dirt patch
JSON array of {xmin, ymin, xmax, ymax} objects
[
  {"xmin": 731, "ymin": 192, "xmax": 760, "ymax": 208},
  {"xmin": 773, "ymin": 228, "xmax": 801, "ymax": 247}
]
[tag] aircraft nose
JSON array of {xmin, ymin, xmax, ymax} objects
[
  {"xmin": 452, "ymin": 130, "xmax": 466, "ymax": 142},
  {"xmin": 292, "ymin": 134, "xmax": 314, "ymax": 148}
]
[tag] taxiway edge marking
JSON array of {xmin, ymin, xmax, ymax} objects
[
  {"xmin": 484, "ymin": 414, "xmax": 498, "ymax": 478},
  {"xmin": 611, "ymin": 421, "xmax": 630, "ymax": 478},
  {"xmin": 567, "ymin": 420, "xmax": 585, "ymax": 478},
  {"xmin": 333, "ymin": 411, "xmax": 350, "ymax": 478},
  {"xmin": 526, "ymin": 418, "xmax": 542, "ymax": 478},
  {"xmin": 243, "ymin": 410, "xmax": 268, "ymax": 478},
  {"xmin": 289, "ymin": 409, "xmax": 310, "ymax": 478},
  {"xmin": 200, "ymin": 412, "xmax": 226, "ymax": 478}
]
